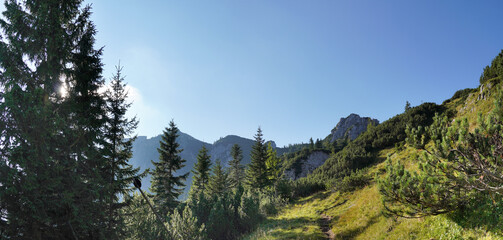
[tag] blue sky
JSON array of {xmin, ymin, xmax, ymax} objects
[{"xmin": 5, "ymin": 1, "xmax": 503, "ymax": 146}]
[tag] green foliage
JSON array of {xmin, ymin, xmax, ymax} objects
[
  {"xmin": 442, "ymin": 87, "xmax": 476, "ymax": 105},
  {"xmin": 258, "ymin": 192, "xmax": 287, "ymax": 216},
  {"xmin": 238, "ymin": 190, "xmax": 264, "ymax": 232},
  {"xmin": 151, "ymin": 120, "xmax": 189, "ymax": 217},
  {"xmin": 123, "ymin": 193, "xmax": 169, "ymax": 240},
  {"xmin": 191, "ymin": 145, "xmax": 212, "ymax": 196},
  {"xmin": 448, "ymin": 193, "xmax": 503, "ymax": 233},
  {"xmin": 102, "ymin": 65, "xmax": 147, "ymax": 238},
  {"xmin": 405, "ymin": 125, "xmax": 427, "ymax": 149},
  {"xmin": 184, "ymin": 185, "xmax": 281, "ymax": 240},
  {"xmin": 379, "ymin": 90, "xmax": 503, "ymax": 217},
  {"xmin": 0, "ymin": 1, "xmax": 121, "ymax": 238},
  {"xmin": 207, "ymin": 194, "xmax": 239, "ymax": 240},
  {"xmin": 228, "ymin": 144, "xmax": 245, "ymax": 188},
  {"xmin": 187, "ymin": 191, "xmax": 213, "ymax": 227},
  {"xmin": 290, "ymin": 178, "xmax": 326, "ymax": 198},
  {"xmin": 265, "ymin": 142, "xmax": 282, "ymax": 187},
  {"xmin": 378, "ymin": 157, "xmax": 468, "ymax": 217},
  {"xmin": 330, "ymin": 169, "xmax": 370, "ymax": 193},
  {"xmin": 480, "ymin": 49, "xmax": 503, "ymax": 84},
  {"xmin": 169, "ymin": 206, "xmax": 206, "ymax": 240},
  {"xmin": 405, "ymin": 101, "xmax": 411, "ymax": 112},
  {"xmin": 310, "ymin": 102, "xmax": 443, "ymax": 185},
  {"xmin": 125, "ymin": 193, "xmax": 206, "ymax": 240},
  {"xmin": 314, "ymin": 138, "xmax": 323, "ymax": 149},
  {"xmin": 207, "ymin": 160, "xmax": 229, "ymax": 198},
  {"xmin": 246, "ymin": 127, "xmax": 269, "ymax": 189}
]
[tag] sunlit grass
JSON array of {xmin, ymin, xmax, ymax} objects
[
  {"xmin": 244, "ymin": 147, "xmax": 503, "ymax": 239},
  {"xmin": 244, "ymin": 81, "xmax": 503, "ymax": 239},
  {"xmin": 241, "ymin": 192, "xmax": 335, "ymax": 240}
]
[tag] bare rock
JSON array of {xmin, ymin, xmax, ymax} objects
[{"xmin": 330, "ymin": 114, "xmax": 379, "ymax": 142}]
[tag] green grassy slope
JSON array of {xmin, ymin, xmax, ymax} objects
[{"xmin": 242, "ymin": 80, "xmax": 503, "ymax": 239}]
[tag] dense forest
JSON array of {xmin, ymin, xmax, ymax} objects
[{"xmin": 1, "ymin": 1, "xmax": 503, "ymax": 240}]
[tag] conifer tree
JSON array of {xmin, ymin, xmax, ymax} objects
[
  {"xmin": 207, "ymin": 160, "xmax": 229, "ymax": 197},
  {"xmin": 151, "ymin": 120, "xmax": 189, "ymax": 217},
  {"xmin": 64, "ymin": 5, "xmax": 111, "ymax": 233},
  {"xmin": 379, "ymin": 90, "xmax": 503, "ymax": 217},
  {"xmin": 103, "ymin": 65, "xmax": 146, "ymax": 237},
  {"xmin": 245, "ymin": 127, "xmax": 269, "ymax": 189},
  {"xmin": 228, "ymin": 144, "xmax": 245, "ymax": 188},
  {"xmin": 0, "ymin": 1, "xmax": 109, "ymax": 238},
  {"xmin": 315, "ymin": 138, "xmax": 323, "ymax": 149},
  {"xmin": 265, "ymin": 142, "xmax": 282, "ymax": 192},
  {"xmin": 169, "ymin": 205, "xmax": 207, "ymax": 240},
  {"xmin": 191, "ymin": 145, "xmax": 212, "ymax": 195},
  {"xmin": 207, "ymin": 195, "xmax": 238, "ymax": 240},
  {"xmin": 480, "ymin": 49, "xmax": 503, "ymax": 84},
  {"xmin": 122, "ymin": 193, "xmax": 169, "ymax": 240},
  {"xmin": 405, "ymin": 101, "xmax": 411, "ymax": 112}
]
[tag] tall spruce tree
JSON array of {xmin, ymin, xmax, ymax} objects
[
  {"xmin": 207, "ymin": 160, "xmax": 229, "ymax": 198},
  {"xmin": 103, "ymin": 65, "xmax": 146, "ymax": 238},
  {"xmin": 151, "ymin": 120, "xmax": 189, "ymax": 217},
  {"xmin": 245, "ymin": 127, "xmax": 269, "ymax": 189},
  {"xmin": 265, "ymin": 142, "xmax": 282, "ymax": 192},
  {"xmin": 191, "ymin": 145, "xmax": 212, "ymax": 195},
  {"xmin": 0, "ymin": 1, "xmax": 109, "ymax": 238},
  {"xmin": 228, "ymin": 144, "xmax": 245, "ymax": 188},
  {"xmin": 65, "ymin": 4, "xmax": 111, "ymax": 234}
]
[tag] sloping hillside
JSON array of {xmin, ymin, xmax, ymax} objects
[{"xmin": 243, "ymin": 75, "xmax": 503, "ymax": 239}]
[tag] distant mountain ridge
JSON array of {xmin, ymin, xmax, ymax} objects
[
  {"xmin": 130, "ymin": 113, "xmax": 378, "ymax": 199},
  {"xmin": 130, "ymin": 131, "xmax": 275, "ymax": 199}
]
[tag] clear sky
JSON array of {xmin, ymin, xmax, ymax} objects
[{"xmin": 5, "ymin": 1, "xmax": 503, "ymax": 147}]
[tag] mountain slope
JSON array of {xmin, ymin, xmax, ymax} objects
[{"xmin": 243, "ymin": 76, "xmax": 503, "ymax": 239}]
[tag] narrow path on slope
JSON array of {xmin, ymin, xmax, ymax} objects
[{"xmin": 319, "ymin": 214, "xmax": 335, "ymax": 239}]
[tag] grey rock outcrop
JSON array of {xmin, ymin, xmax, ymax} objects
[
  {"xmin": 284, "ymin": 151, "xmax": 330, "ymax": 180},
  {"xmin": 330, "ymin": 114, "xmax": 379, "ymax": 142}
]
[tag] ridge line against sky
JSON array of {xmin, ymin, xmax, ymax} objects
[{"xmin": 2, "ymin": 1, "xmax": 503, "ymax": 147}]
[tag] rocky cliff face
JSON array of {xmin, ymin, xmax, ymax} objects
[
  {"xmin": 284, "ymin": 151, "xmax": 330, "ymax": 180},
  {"xmin": 330, "ymin": 114, "xmax": 379, "ymax": 142}
]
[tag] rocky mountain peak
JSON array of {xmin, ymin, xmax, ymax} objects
[{"xmin": 330, "ymin": 113, "xmax": 379, "ymax": 142}]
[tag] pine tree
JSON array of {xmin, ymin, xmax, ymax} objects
[
  {"xmin": 207, "ymin": 195, "xmax": 238, "ymax": 240},
  {"xmin": 169, "ymin": 206, "xmax": 207, "ymax": 240},
  {"xmin": 207, "ymin": 160, "xmax": 229, "ymax": 198},
  {"xmin": 314, "ymin": 138, "xmax": 323, "ymax": 149},
  {"xmin": 191, "ymin": 145, "xmax": 212, "ymax": 195},
  {"xmin": 0, "ymin": 1, "xmax": 109, "ymax": 238},
  {"xmin": 151, "ymin": 120, "xmax": 189, "ymax": 217},
  {"xmin": 65, "ymin": 5, "xmax": 111, "ymax": 234},
  {"xmin": 379, "ymin": 90, "xmax": 503, "ymax": 217},
  {"xmin": 480, "ymin": 49, "xmax": 503, "ymax": 84},
  {"xmin": 103, "ymin": 65, "xmax": 146, "ymax": 238},
  {"xmin": 245, "ymin": 127, "xmax": 269, "ymax": 189},
  {"xmin": 265, "ymin": 142, "xmax": 282, "ymax": 192},
  {"xmin": 309, "ymin": 137, "xmax": 314, "ymax": 150},
  {"xmin": 405, "ymin": 101, "xmax": 411, "ymax": 112},
  {"xmin": 123, "ymin": 193, "xmax": 169, "ymax": 240},
  {"xmin": 228, "ymin": 144, "xmax": 245, "ymax": 188}
]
